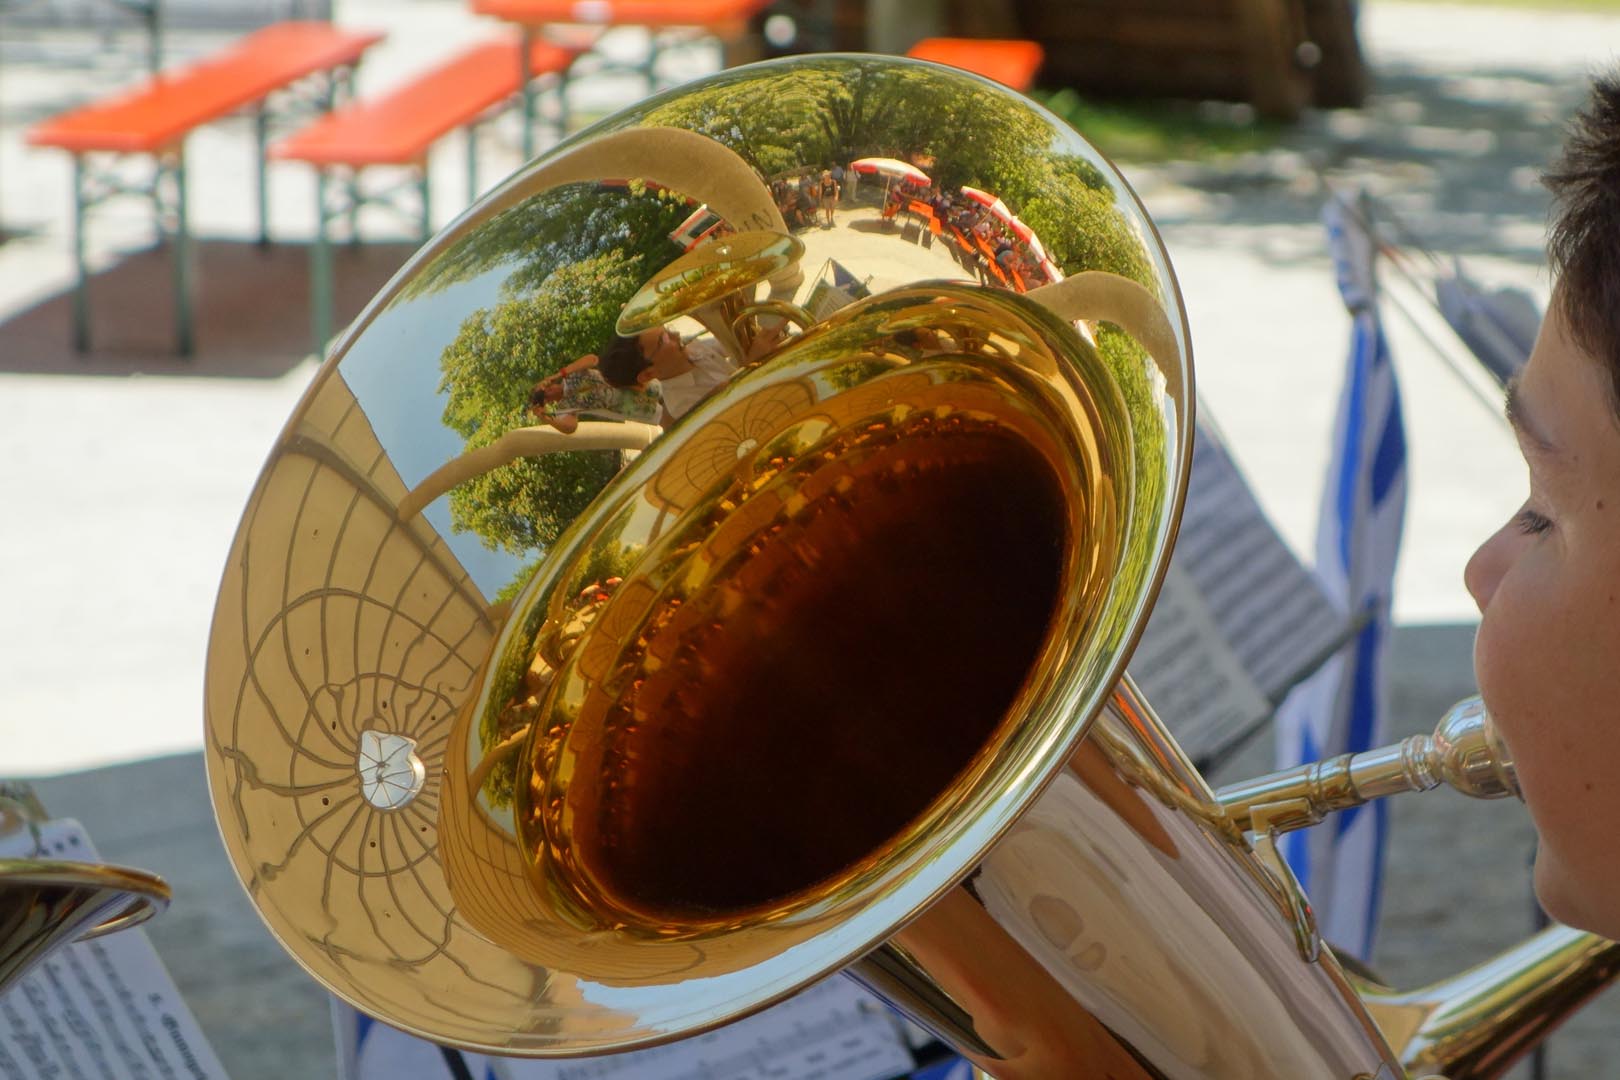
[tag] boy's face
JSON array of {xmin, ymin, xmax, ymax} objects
[
  {"xmin": 637, "ymin": 326, "xmax": 686, "ymax": 382},
  {"xmin": 1465, "ymin": 300, "xmax": 1620, "ymax": 937}
]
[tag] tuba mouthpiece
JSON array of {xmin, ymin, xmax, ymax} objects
[
  {"xmin": 1425, "ymin": 695, "xmax": 1520, "ymax": 801},
  {"xmin": 1216, "ymin": 695, "xmax": 1520, "ymax": 835}
]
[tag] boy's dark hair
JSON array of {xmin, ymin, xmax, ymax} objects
[
  {"xmin": 1545, "ymin": 74, "xmax": 1620, "ymax": 411},
  {"xmin": 596, "ymin": 334, "xmax": 650, "ymax": 388}
]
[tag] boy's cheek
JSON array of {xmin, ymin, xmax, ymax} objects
[{"xmin": 1470, "ymin": 611, "xmax": 1522, "ymax": 744}]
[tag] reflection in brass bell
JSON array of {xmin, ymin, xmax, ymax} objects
[{"xmin": 617, "ymin": 228, "xmax": 814, "ymax": 365}]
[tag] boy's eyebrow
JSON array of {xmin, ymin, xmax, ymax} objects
[{"xmin": 1504, "ymin": 375, "xmax": 1559, "ymax": 455}]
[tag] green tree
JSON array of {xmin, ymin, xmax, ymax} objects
[
  {"xmin": 402, "ymin": 182, "xmax": 693, "ymax": 299},
  {"xmin": 437, "ymin": 251, "xmax": 644, "ymax": 556},
  {"xmin": 431, "ymin": 184, "xmax": 691, "ymax": 558}
]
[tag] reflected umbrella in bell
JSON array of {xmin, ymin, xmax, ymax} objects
[
  {"xmin": 1023, "ymin": 233, "xmax": 1064, "ymax": 285},
  {"xmin": 960, "ymin": 184, "xmax": 1013, "ymax": 221},
  {"xmin": 1002, "ymin": 215, "xmax": 1036, "ymax": 244},
  {"xmin": 962, "ymin": 185, "xmax": 1034, "ymax": 239},
  {"xmin": 851, "ymin": 156, "xmax": 931, "ymax": 210}
]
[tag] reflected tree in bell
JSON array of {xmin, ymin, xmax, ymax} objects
[
  {"xmin": 436, "ymin": 251, "xmax": 637, "ymax": 557},
  {"xmin": 432, "ymin": 185, "xmax": 692, "ymax": 558}
]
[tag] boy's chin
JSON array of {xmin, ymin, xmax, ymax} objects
[{"xmin": 1533, "ymin": 846, "xmax": 1619, "ymax": 939}]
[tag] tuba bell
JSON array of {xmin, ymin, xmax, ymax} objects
[{"xmin": 202, "ymin": 55, "xmax": 1618, "ymax": 1078}]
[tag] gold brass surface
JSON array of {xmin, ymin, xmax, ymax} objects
[
  {"xmin": 616, "ymin": 229, "xmax": 803, "ymax": 332},
  {"xmin": 203, "ymin": 52, "xmax": 1615, "ymax": 1077},
  {"xmin": 1363, "ymin": 926, "xmax": 1620, "ymax": 1079},
  {"xmin": 618, "ymin": 229, "xmax": 810, "ymax": 364}
]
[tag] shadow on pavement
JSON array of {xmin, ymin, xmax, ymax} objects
[
  {"xmin": 1149, "ymin": 62, "xmax": 1586, "ymax": 267},
  {"xmin": 0, "ymin": 238, "xmax": 417, "ymax": 378}
]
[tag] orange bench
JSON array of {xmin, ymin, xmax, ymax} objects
[
  {"xmin": 27, "ymin": 21, "xmax": 385, "ymax": 355},
  {"xmin": 470, "ymin": 0, "xmax": 773, "ymax": 157},
  {"xmin": 272, "ymin": 36, "xmax": 579, "ymax": 354},
  {"xmin": 905, "ymin": 38, "xmax": 1045, "ymax": 92},
  {"xmin": 972, "ymin": 233, "xmax": 1012, "ymax": 288}
]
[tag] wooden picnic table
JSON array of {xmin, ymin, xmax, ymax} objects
[
  {"xmin": 905, "ymin": 38, "xmax": 1044, "ymax": 92},
  {"xmin": 273, "ymin": 36, "xmax": 578, "ymax": 355},
  {"xmin": 28, "ymin": 21, "xmax": 384, "ymax": 354},
  {"xmin": 972, "ymin": 232, "xmax": 1012, "ymax": 288},
  {"xmin": 468, "ymin": 0, "xmax": 769, "ymax": 158}
]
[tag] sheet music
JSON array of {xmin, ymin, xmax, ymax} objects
[
  {"xmin": 0, "ymin": 819, "xmax": 230, "ymax": 1080},
  {"xmin": 1128, "ymin": 421, "xmax": 1349, "ymax": 759},
  {"xmin": 374, "ymin": 977, "xmax": 920, "ymax": 1080},
  {"xmin": 1127, "ymin": 561, "xmax": 1272, "ymax": 758}
]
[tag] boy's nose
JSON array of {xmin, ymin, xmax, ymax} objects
[{"xmin": 1464, "ymin": 525, "xmax": 1511, "ymax": 613}]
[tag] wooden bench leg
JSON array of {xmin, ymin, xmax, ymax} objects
[
  {"xmin": 166, "ymin": 148, "xmax": 194, "ymax": 357},
  {"xmin": 346, "ymin": 172, "xmax": 361, "ymax": 248},
  {"xmin": 641, "ymin": 35, "xmax": 661, "ymax": 95},
  {"xmin": 255, "ymin": 102, "xmax": 271, "ymax": 249},
  {"xmin": 312, "ymin": 170, "xmax": 333, "ymax": 359},
  {"xmin": 419, "ymin": 168, "xmax": 432, "ymax": 246},
  {"xmin": 520, "ymin": 27, "xmax": 537, "ymax": 162},
  {"xmin": 70, "ymin": 156, "xmax": 90, "ymax": 354},
  {"xmin": 555, "ymin": 68, "xmax": 572, "ymax": 143}
]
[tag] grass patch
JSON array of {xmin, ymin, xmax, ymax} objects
[{"xmin": 1034, "ymin": 88, "xmax": 1288, "ymax": 163}]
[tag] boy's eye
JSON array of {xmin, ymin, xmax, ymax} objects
[{"xmin": 1514, "ymin": 507, "xmax": 1555, "ymax": 535}]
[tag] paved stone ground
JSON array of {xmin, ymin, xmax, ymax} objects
[{"xmin": 7, "ymin": 2, "xmax": 1620, "ymax": 1076}]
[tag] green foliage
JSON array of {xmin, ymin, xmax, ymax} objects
[
  {"xmin": 632, "ymin": 62, "xmax": 1153, "ymax": 285},
  {"xmin": 638, "ymin": 66, "xmax": 844, "ymax": 177},
  {"xmin": 1035, "ymin": 88, "xmax": 1283, "ymax": 164},
  {"xmin": 493, "ymin": 558, "xmax": 543, "ymax": 609},
  {"xmin": 1019, "ymin": 186, "xmax": 1157, "ymax": 290},
  {"xmin": 434, "ymin": 184, "xmax": 690, "ymax": 557},
  {"xmin": 437, "ymin": 252, "xmax": 640, "ymax": 555},
  {"xmin": 402, "ymin": 182, "xmax": 693, "ymax": 300}
]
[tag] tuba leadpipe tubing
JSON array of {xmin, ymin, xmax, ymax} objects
[
  {"xmin": 1357, "ymin": 925, "xmax": 1620, "ymax": 1080},
  {"xmin": 1215, "ymin": 696, "xmax": 1520, "ymax": 834}
]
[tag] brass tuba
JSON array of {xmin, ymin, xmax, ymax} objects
[{"xmin": 203, "ymin": 55, "xmax": 1618, "ymax": 1078}]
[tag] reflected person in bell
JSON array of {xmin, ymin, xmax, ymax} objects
[
  {"xmin": 597, "ymin": 323, "xmax": 788, "ymax": 427},
  {"xmin": 526, "ymin": 354, "xmax": 661, "ymax": 434},
  {"xmin": 1465, "ymin": 72, "xmax": 1620, "ymax": 944}
]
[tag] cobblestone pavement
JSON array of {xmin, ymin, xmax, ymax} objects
[{"xmin": 7, "ymin": 2, "xmax": 1620, "ymax": 1076}]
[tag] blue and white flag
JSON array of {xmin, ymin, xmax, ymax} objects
[
  {"xmin": 334, "ymin": 1002, "xmax": 501, "ymax": 1080},
  {"xmin": 1273, "ymin": 192, "xmax": 1408, "ymax": 962}
]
